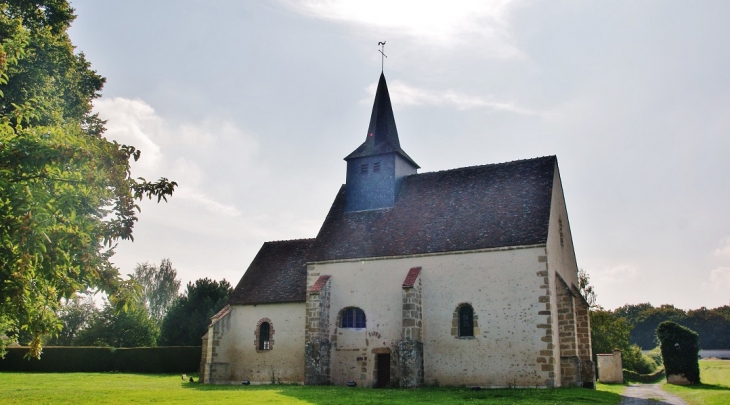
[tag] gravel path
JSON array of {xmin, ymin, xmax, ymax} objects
[{"xmin": 619, "ymin": 383, "xmax": 688, "ymax": 405}]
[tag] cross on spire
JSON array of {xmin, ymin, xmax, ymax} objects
[{"xmin": 378, "ymin": 41, "xmax": 387, "ymax": 72}]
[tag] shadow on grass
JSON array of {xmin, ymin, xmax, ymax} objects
[
  {"xmin": 672, "ymin": 383, "xmax": 730, "ymax": 392},
  {"xmin": 180, "ymin": 384, "xmax": 624, "ymax": 404}
]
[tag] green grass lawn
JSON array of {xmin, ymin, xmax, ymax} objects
[
  {"xmin": 0, "ymin": 372, "xmax": 623, "ymax": 404},
  {"xmin": 595, "ymin": 381, "xmax": 627, "ymax": 396},
  {"xmin": 663, "ymin": 359, "xmax": 730, "ymax": 405}
]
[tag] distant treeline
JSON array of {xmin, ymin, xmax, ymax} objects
[{"xmin": 611, "ymin": 303, "xmax": 730, "ymax": 349}]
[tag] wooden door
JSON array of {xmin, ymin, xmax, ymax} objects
[{"xmin": 376, "ymin": 353, "xmax": 390, "ymax": 388}]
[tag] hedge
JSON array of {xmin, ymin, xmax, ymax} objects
[
  {"xmin": 0, "ymin": 346, "xmax": 201, "ymax": 373},
  {"xmin": 623, "ymin": 367, "xmax": 665, "ymax": 383},
  {"xmin": 656, "ymin": 321, "xmax": 700, "ymax": 384}
]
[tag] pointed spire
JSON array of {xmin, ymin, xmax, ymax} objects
[
  {"xmin": 345, "ymin": 73, "xmax": 419, "ymax": 168},
  {"xmin": 368, "ymin": 73, "xmax": 399, "ymax": 147}
]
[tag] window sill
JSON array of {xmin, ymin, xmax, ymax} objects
[{"xmin": 455, "ymin": 336, "xmax": 475, "ymax": 340}]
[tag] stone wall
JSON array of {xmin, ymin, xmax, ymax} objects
[
  {"xmin": 597, "ymin": 351, "xmax": 623, "ymax": 383},
  {"xmin": 535, "ymin": 259, "xmax": 556, "ymax": 388},
  {"xmin": 305, "ymin": 273, "xmax": 332, "ymax": 385},
  {"xmin": 398, "ymin": 269, "xmax": 424, "ymax": 387},
  {"xmin": 201, "ymin": 306, "xmax": 232, "ymax": 384},
  {"xmin": 310, "ymin": 246, "xmax": 552, "ymax": 387},
  {"xmin": 556, "ymin": 275, "xmax": 579, "ymax": 386}
]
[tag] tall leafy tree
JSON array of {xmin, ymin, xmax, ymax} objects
[
  {"xmin": 577, "ymin": 268, "xmax": 598, "ymax": 309},
  {"xmin": 159, "ymin": 278, "xmax": 231, "ymax": 346},
  {"xmin": 0, "ymin": 1, "xmax": 176, "ymax": 357},
  {"xmin": 132, "ymin": 259, "xmax": 181, "ymax": 323},
  {"xmin": 75, "ymin": 300, "xmax": 158, "ymax": 348},
  {"xmin": 44, "ymin": 294, "xmax": 96, "ymax": 346}
]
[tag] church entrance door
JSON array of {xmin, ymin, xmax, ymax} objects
[{"xmin": 376, "ymin": 353, "xmax": 390, "ymax": 388}]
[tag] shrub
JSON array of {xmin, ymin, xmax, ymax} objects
[
  {"xmin": 656, "ymin": 321, "xmax": 700, "ymax": 384},
  {"xmin": 645, "ymin": 346, "xmax": 663, "ymax": 366},
  {"xmin": 113, "ymin": 347, "xmax": 201, "ymax": 373},
  {"xmin": 622, "ymin": 344, "xmax": 657, "ymax": 374},
  {"xmin": 623, "ymin": 367, "xmax": 665, "ymax": 383},
  {"xmin": 0, "ymin": 347, "xmax": 113, "ymax": 372},
  {"xmin": 0, "ymin": 346, "xmax": 200, "ymax": 373}
]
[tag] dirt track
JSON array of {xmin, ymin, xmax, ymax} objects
[{"xmin": 619, "ymin": 383, "xmax": 687, "ymax": 405}]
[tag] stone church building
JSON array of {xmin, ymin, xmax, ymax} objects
[{"xmin": 199, "ymin": 73, "xmax": 594, "ymax": 388}]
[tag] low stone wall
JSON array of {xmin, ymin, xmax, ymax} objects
[{"xmin": 597, "ymin": 350, "xmax": 623, "ymax": 383}]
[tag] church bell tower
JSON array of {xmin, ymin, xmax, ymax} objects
[{"xmin": 344, "ymin": 73, "xmax": 419, "ymax": 212}]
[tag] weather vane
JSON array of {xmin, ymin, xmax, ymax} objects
[{"xmin": 378, "ymin": 41, "xmax": 387, "ymax": 72}]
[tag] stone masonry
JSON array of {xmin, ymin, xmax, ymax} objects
[
  {"xmin": 535, "ymin": 258, "xmax": 556, "ymax": 388},
  {"xmin": 397, "ymin": 267, "xmax": 424, "ymax": 387},
  {"xmin": 201, "ymin": 305, "xmax": 232, "ymax": 384},
  {"xmin": 556, "ymin": 275, "xmax": 580, "ymax": 386},
  {"xmin": 305, "ymin": 274, "xmax": 332, "ymax": 385}
]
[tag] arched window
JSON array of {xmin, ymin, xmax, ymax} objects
[
  {"xmin": 259, "ymin": 322, "xmax": 270, "ymax": 350},
  {"xmin": 340, "ymin": 307, "xmax": 366, "ymax": 329},
  {"xmin": 458, "ymin": 304, "xmax": 474, "ymax": 337},
  {"xmin": 256, "ymin": 319, "xmax": 274, "ymax": 351}
]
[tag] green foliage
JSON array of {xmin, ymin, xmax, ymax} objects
[
  {"xmin": 43, "ymin": 294, "xmax": 96, "ymax": 345},
  {"xmin": 590, "ymin": 309, "xmax": 631, "ymax": 357},
  {"xmin": 0, "ymin": 1, "xmax": 176, "ymax": 357},
  {"xmin": 614, "ymin": 303, "xmax": 730, "ymax": 350},
  {"xmin": 159, "ymin": 278, "xmax": 231, "ymax": 346},
  {"xmin": 684, "ymin": 306, "xmax": 730, "ymax": 350},
  {"xmin": 615, "ymin": 304, "xmax": 686, "ymax": 349},
  {"xmin": 590, "ymin": 309, "xmax": 661, "ymax": 374},
  {"xmin": 75, "ymin": 301, "xmax": 158, "ymax": 347},
  {"xmin": 132, "ymin": 259, "xmax": 181, "ymax": 324},
  {"xmin": 645, "ymin": 346, "xmax": 663, "ymax": 366},
  {"xmin": 657, "ymin": 321, "xmax": 700, "ymax": 384},
  {"xmin": 0, "ymin": 346, "xmax": 112, "ymax": 372},
  {"xmin": 0, "ymin": 346, "xmax": 200, "ymax": 372},
  {"xmin": 621, "ymin": 344, "xmax": 657, "ymax": 375},
  {"xmin": 577, "ymin": 269, "xmax": 597, "ymax": 308},
  {"xmin": 112, "ymin": 347, "xmax": 201, "ymax": 373},
  {"xmin": 622, "ymin": 367, "xmax": 665, "ymax": 383}
]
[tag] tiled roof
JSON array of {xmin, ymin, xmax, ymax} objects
[
  {"xmin": 309, "ymin": 275, "xmax": 331, "ymax": 293},
  {"xmin": 344, "ymin": 73, "xmax": 419, "ymax": 168},
  {"xmin": 402, "ymin": 267, "xmax": 422, "ymax": 287},
  {"xmin": 209, "ymin": 304, "xmax": 231, "ymax": 327},
  {"xmin": 229, "ymin": 239, "xmax": 314, "ymax": 305},
  {"xmin": 307, "ymin": 156, "xmax": 556, "ymax": 262}
]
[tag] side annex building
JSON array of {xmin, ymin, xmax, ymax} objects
[{"xmin": 199, "ymin": 73, "xmax": 594, "ymax": 388}]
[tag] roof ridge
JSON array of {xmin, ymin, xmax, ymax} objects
[
  {"xmin": 264, "ymin": 238, "xmax": 316, "ymax": 244},
  {"xmin": 411, "ymin": 155, "xmax": 556, "ymax": 177}
]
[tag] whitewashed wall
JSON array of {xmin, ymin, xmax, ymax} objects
[
  {"xmin": 215, "ymin": 302, "xmax": 306, "ymax": 383},
  {"xmin": 310, "ymin": 246, "xmax": 553, "ymax": 387}
]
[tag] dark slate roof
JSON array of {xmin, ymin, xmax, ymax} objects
[
  {"xmin": 229, "ymin": 239, "xmax": 315, "ymax": 305},
  {"xmin": 307, "ymin": 156, "xmax": 557, "ymax": 262},
  {"xmin": 345, "ymin": 73, "xmax": 419, "ymax": 168}
]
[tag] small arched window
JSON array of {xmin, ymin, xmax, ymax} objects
[
  {"xmin": 258, "ymin": 322, "xmax": 271, "ymax": 350},
  {"xmin": 340, "ymin": 307, "xmax": 366, "ymax": 329},
  {"xmin": 458, "ymin": 304, "xmax": 474, "ymax": 337}
]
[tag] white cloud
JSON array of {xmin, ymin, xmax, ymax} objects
[
  {"xmin": 94, "ymin": 97, "xmax": 164, "ymax": 173},
  {"xmin": 592, "ymin": 264, "xmax": 638, "ymax": 285},
  {"xmin": 93, "ymin": 97, "xmax": 248, "ymax": 218},
  {"xmin": 367, "ymin": 79, "xmax": 541, "ymax": 115},
  {"xmin": 278, "ymin": 0, "xmax": 523, "ymax": 59},
  {"xmin": 175, "ymin": 187, "xmax": 241, "ymax": 217},
  {"xmin": 713, "ymin": 236, "xmax": 730, "ymax": 259},
  {"xmin": 702, "ymin": 267, "xmax": 730, "ymax": 291}
]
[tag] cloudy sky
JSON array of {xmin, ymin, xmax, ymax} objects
[{"xmin": 67, "ymin": 0, "xmax": 730, "ymax": 310}]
